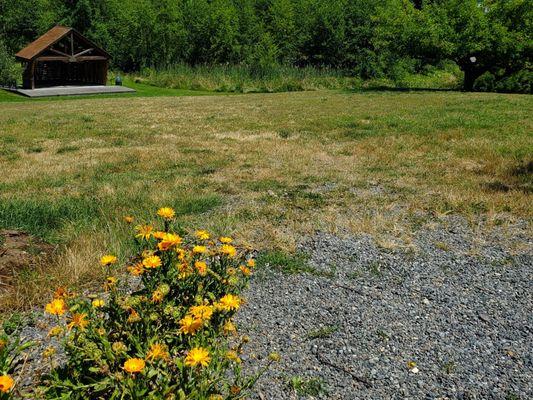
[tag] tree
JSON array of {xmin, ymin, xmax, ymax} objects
[
  {"xmin": 269, "ymin": 0, "xmax": 298, "ymax": 63},
  {"xmin": 0, "ymin": 0, "xmax": 57, "ymax": 53},
  {"xmin": 297, "ymin": 0, "xmax": 347, "ymax": 67},
  {"xmin": 343, "ymin": 0, "xmax": 383, "ymax": 76},
  {"xmin": 427, "ymin": 0, "xmax": 532, "ymax": 90},
  {"xmin": 374, "ymin": 0, "xmax": 532, "ymax": 90}
]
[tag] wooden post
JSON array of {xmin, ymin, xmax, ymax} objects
[
  {"xmin": 30, "ymin": 61, "xmax": 35, "ymax": 89},
  {"xmin": 22, "ymin": 62, "xmax": 30, "ymax": 89},
  {"xmin": 102, "ymin": 60, "xmax": 109, "ymax": 85}
]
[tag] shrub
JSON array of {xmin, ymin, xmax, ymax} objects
[
  {"xmin": 0, "ymin": 40, "xmax": 20, "ymax": 87},
  {"xmin": 474, "ymin": 68, "xmax": 532, "ymax": 94},
  {"xmin": 494, "ymin": 69, "xmax": 532, "ymax": 94},
  {"xmin": 31, "ymin": 207, "xmax": 274, "ymax": 399}
]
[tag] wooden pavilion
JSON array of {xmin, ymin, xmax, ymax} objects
[{"xmin": 15, "ymin": 26, "xmax": 110, "ymax": 89}]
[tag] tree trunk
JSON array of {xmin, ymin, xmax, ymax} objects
[{"xmin": 461, "ymin": 66, "xmax": 485, "ymax": 92}]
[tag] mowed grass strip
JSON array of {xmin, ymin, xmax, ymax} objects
[{"xmin": 0, "ymin": 90, "xmax": 531, "ymax": 310}]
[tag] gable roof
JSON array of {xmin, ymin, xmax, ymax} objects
[{"xmin": 15, "ymin": 26, "xmax": 110, "ymax": 61}]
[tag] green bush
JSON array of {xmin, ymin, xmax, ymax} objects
[
  {"xmin": 0, "ymin": 39, "xmax": 20, "ymax": 87},
  {"xmin": 494, "ymin": 69, "xmax": 532, "ymax": 94},
  {"xmin": 474, "ymin": 69, "xmax": 532, "ymax": 94}
]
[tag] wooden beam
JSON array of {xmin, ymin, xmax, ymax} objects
[
  {"xmin": 35, "ymin": 56, "xmax": 69, "ymax": 62},
  {"xmin": 73, "ymin": 48, "xmax": 94, "ymax": 57},
  {"xmin": 49, "ymin": 47, "xmax": 71, "ymax": 57},
  {"xmin": 70, "ymin": 33, "xmax": 74, "ymax": 56},
  {"xmin": 76, "ymin": 56, "xmax": 108, "ymax": 61},
  {"xmin": 35, "ymin": 55, "xmax": 108, "ymax": 62}
]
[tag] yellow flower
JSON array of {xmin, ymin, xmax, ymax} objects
[
  {"xmin": 48, "ymin": 326, "xmax": 63, "ymax": 337},
  {"xmin": 0, "ymin": 375, "xmax": 14, "ymax": 393},
  {"xmin": 220, "ymin": 244, "xmax": 237, "ymax": 257},
  {"xmin": 179, "ymin": 315, "xmax": 203, "ymax": 335},
  {"xmin": 127, "ymin": 262, "xmax": 145, "ymax": 276},
  {"xmin": 142, "ymin": 249, "xmax": 155, "ymax": 258},
  {"xmin": 269, "ymin": 352, "xmax": 281, "ymax": 362},
  {"xmin": 247, "ymin": 259, "xmax": 256, "ymax": 268},
  {"xmin": 216, "ymin": 294, "xmax": 242, "ymax": 312},
  {"xmin": 45, "ymin": 298, "xmax": 67, "ymax": 316},
  {"xmin": 230, "ymin": 386, "xmax": 242, "ymax": 395},
  {"xmin": 157, "ymin": 207, "xmax": 175, "ymax": 220},
  {"xmin": 195, "ymin": 261, "xmax": 208, "ymax": 276},
  {"xmin": 223, "ymin": 320, "xmax": 237, "ymax": 335},
  {"xmin": 135, "ymin": 225, "xmax": 153, "ymax": 240},
  {"xmin": 178, "ymin": 264, "xmax": 193, "ymax": 279},
  {"xmin": 219, "ymin": 236, "xmax": 233, "ymax": 244},
  {"xmin": 195, "ymin": 230, "xmax": 210, "ymax": 240},
  {"xmin": 151, "ymin": 289, "xmax": 164, "ymax": 303},
  {"xmin": 0, "ymin": 339, "xmax": 5, "ymax": 351},
  {"xmin": 97, "ymin": 328, "xmax": 106, "ymax": 335},
  {"xmin": 193, "ymin": 245, "xmax": 207, "ymax": 254},
  {"xmin": 100, "ymin": 254, "xmax": 117, "ymax": 266},
  {"xmin": 92, "ymin": 299, "xmax": 105, "ymax": 308},
  {"xmin": 104, "ymin": 276, "xmax": 118, "ymax": 291},
  {"xmin": 239, "ymin": 265, "xmax": 252, "ymax": 276},
  {"xmin": 67, "ymin": 313, "xmax": 89, "ymax": 331},
  {"xmin": 53, "ymin": 286, "xmax": 70, "ymax": 299},
  {"xmin": 190, "ymin": 305, "xmax": 213, "ymax": 322},
  {"xmin": 178, "ymin": 261, "xmax": 192, "ymax": 272},
  {"xmin": 226, "ymin": 350, "xmax": 241, "ymax": 363},
  {"xmin": 42, "ymin": 346, "xmax": 56, "ymax": 358},
  {"xmin": 185, "ymin": 347, "xmax": 211, "ymax": 368},
  {"xmin": 153, "ymin": 231, "xmax": 166, "ymax": 240},
  {"xmin": 176, "ymin": 248, "xmax": 187, "ymax": 260},
  {"xmin": 124, "ymin": 216, "xmax": 134, "ymax": 224},
  {"xmin": 123, "ymin": 358, "xmax": 145, "ymax": 373},
  {"xmin": 158, "ymin": 233, "xmax": 182, "ymax": 251},
  {"xmin": 127, "ymin": 308, "xmax": 141, "ymax": 323},
  {"xmin": 142, "ymin": 255, "xmax": 162, "ymax": 269},
  {"xmin": 146, "ymin": 343, "xmax": 169, "ymax": 362}
]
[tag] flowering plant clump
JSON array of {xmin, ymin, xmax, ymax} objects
[
  {"xmin": 40, "ymin": 208, "xmax": 274, "ymax": 399},
  {"xmin": 0, "ymin": 333, "xmax": 33, "ymax": 399}
]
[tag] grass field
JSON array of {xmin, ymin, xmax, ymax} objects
[{"xmin": 0, "ymin": 89, "xmax": 531, "ymax": 310}]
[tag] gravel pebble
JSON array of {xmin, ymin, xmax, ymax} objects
[{"xmin": 236, "ymin": 216, "xmax": 533, "ymax": 399}]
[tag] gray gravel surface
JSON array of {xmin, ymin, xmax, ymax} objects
[{"xmin": 237, "ymin": 217, "xmax": 532, "ymax": 399}]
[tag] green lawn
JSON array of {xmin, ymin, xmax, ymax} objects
[{"xmin": 0, "ymin": 89, "xmax": 531, "ymax": 310}]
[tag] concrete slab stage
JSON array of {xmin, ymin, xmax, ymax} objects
[{"xmin": 8, "ymin": 85, "xmax": 135, "ymax": 98}]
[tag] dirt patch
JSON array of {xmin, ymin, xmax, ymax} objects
[{"xmin": 0, "ymin": 230, "xmax": 55, "ymax": 293}]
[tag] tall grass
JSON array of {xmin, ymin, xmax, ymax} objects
[
  {"xmin": 133, "ymin": 64, "xmax": 461, "ymax": 93},
  {"xmin": 135, "ymin": 64, "xmax": 362, "ymax": 93}
]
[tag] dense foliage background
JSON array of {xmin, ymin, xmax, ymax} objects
[{"xmin": 0, "ymin": 0, "xmax": 531, "ymax": 92}]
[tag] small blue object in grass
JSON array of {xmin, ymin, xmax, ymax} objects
[{"xmin": 115, "ymin": 75, "xmax": 123, "ymax": 86}]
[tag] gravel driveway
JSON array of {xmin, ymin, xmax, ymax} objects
[{"xmin": 237, "ymin": 217, "xmax": 532, "ymax": 399}]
